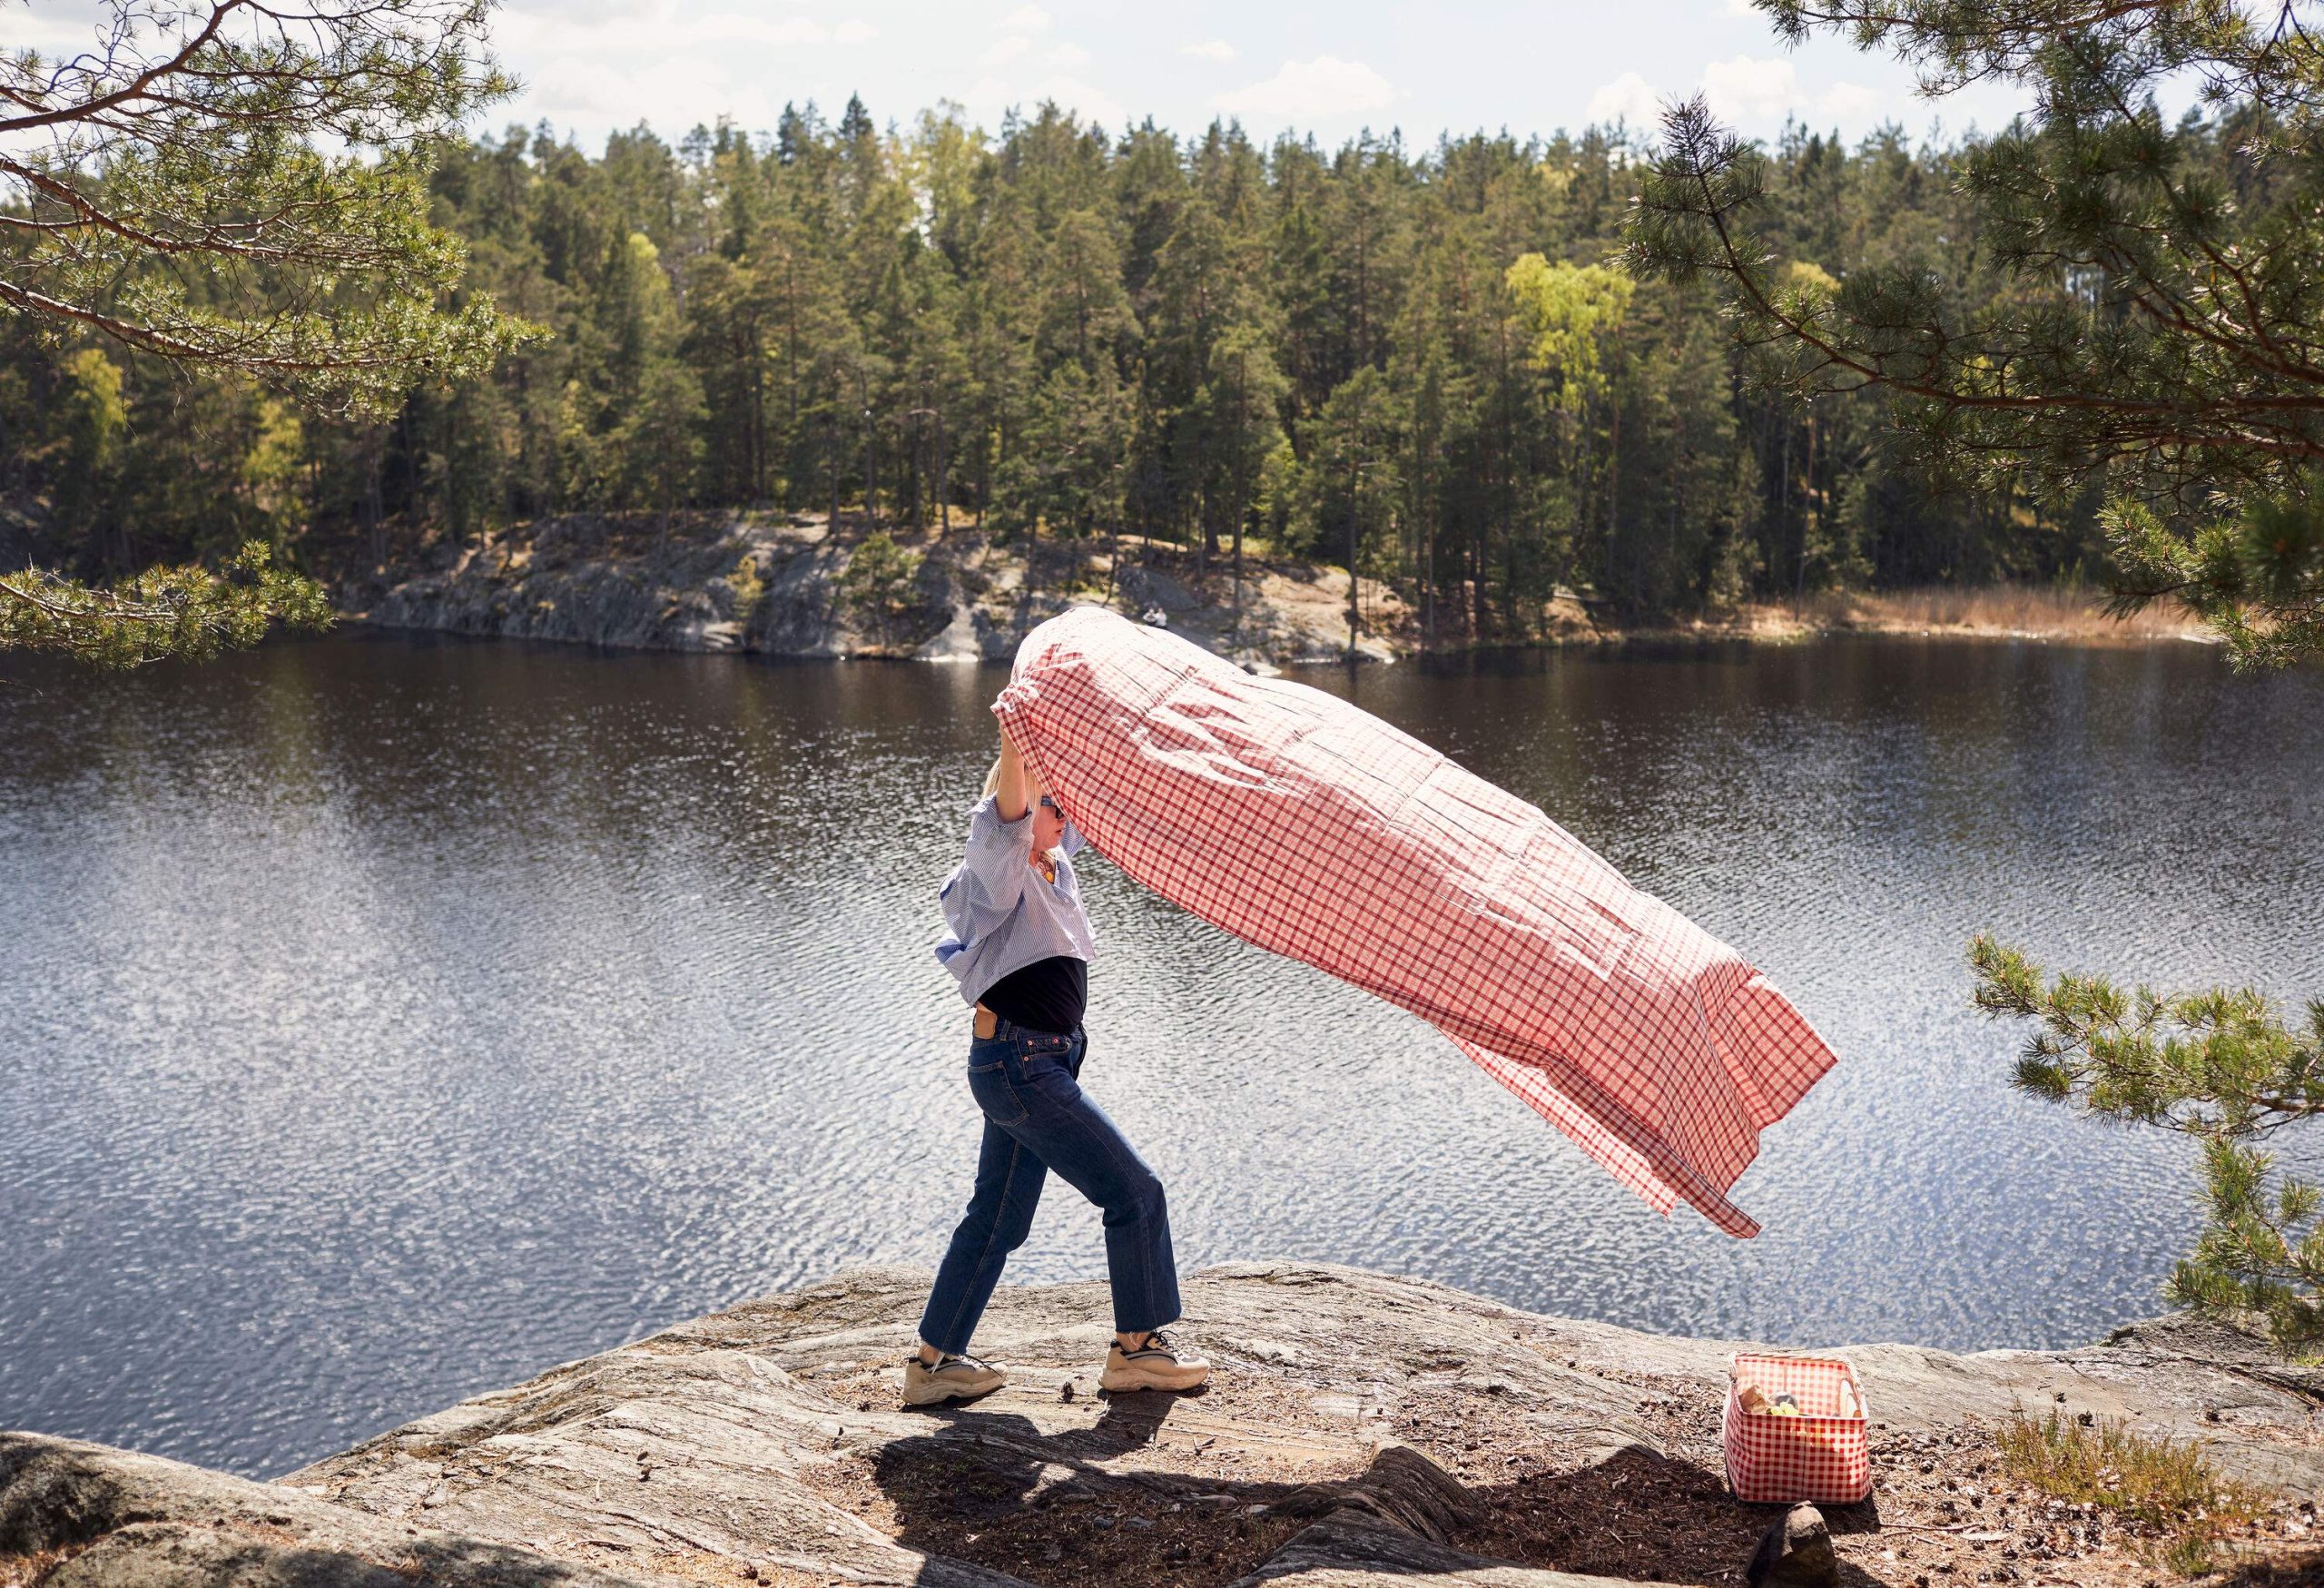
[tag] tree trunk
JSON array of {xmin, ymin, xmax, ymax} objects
[
  {"xmin": 1231, "ymin": 356, "xmax": 1247, "ymax": 635},
  {"xmin": 1796, "ymin": 403, "xmax": 1817, "ymax": 611},
  {"xmin": 1346, "ymin": 390, "xmax": 1363, "ymax": 661},
  {"xmin": 365, "ymin": 438, "xmax": 387, "ymax": 570},
  {"xmin": 908, "ymin": 414, "xmax": 922, "ymax": 531}
]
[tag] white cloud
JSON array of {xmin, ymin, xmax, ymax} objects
[
  {"xmin": 0, "ymin": 7, "xmax": 101, "ymax": 53},
  {"xmin": 1585, "ymin": 70, "xmax": 1659, "ymax": 129},
  {"xmin": 999, "ymin": 4, "xmax": 1052, "ymax": 32},
  {"xmin": 960, "ymin": 66, "xmax": 1127, "ymax": 133},
  {"xmin": 1700, "ymin": 54, "xmax": 1799, "ymax": 121},
  {"xmin": 497, "ymin": 5, "xmax": 873, "ymax": 53},
  {"xmin": 1214, "ymin": 55, "xmax": 1400, "ymax": 123},
  {"xmin": 1817, "ymin": 81, "xmax": 1885, "ymax": 123},
  {"xmin": 1699, "ymin": 54, "xmax": 1889, "ymax": 127},
  {"xmin": 980, "ymin": 29, "xmax": 1089, "ymax": 74},
  {"xmin": 521, "ymin": 53, "xmax": 769, "ymax": 134},
  {"xmin": 1182, "ymin": 39, "xmax": 1236, "ymax": 63},
  {"xmin": 1029, "ymin": 74, "xmax": 1128, "ymax": 130}
]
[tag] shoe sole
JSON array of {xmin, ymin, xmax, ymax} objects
[
  {"xmin": 1099, "ymin": 1366, "xmax": 1210, "ymax": 1393},
  {"xmin": 902, "ymin": 1377, "xmax": 1005, "ymax": 1406}
]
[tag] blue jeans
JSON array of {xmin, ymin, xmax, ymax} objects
[{"xmin": 917, "ymin": 1015, "xmax": 1182, "ymax": 1356}]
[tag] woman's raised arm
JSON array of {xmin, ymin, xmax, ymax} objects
[{"xmin": 993, "ymin": 720, "xmax": 1030, "ymax": 822}]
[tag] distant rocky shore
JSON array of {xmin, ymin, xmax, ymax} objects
[
  {"xmin": 6, "ymin": 1263, "xmax": 2321, "ymax": 1588},
  {"xmin": 335, "ymin": 511, "xmax": 2209, "ymax": 669},
  {"xmin": 335, "ymin": 511, "xmax": 1420, "ymax": 669}
]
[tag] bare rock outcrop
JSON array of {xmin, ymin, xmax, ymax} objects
[
  {"xmin": 8, "ymin": 1263, "xmax": 2323, "ymax": 1588},
  {"xmin": 341, "ymin": 515, "xmax": 1414, "ymax": 666}
]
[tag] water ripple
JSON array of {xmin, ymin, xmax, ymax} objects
[{"xmin": 2, "ymin": 632, "xmax": 2317, "ymax": 1476}]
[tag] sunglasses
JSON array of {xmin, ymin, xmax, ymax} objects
[{"xmin": 1038, "ymin": 794, "xmax": 1064, "ymax": 817}]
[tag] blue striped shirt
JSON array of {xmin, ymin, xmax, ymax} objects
[{"xmin": 934, "ymin": 794, "xmax": 1098, "ymax": 1007}]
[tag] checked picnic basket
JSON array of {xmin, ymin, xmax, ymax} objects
[{"xmin": 1721, "ymin": 1352, "xmax": 1872, "ymax": 1505}]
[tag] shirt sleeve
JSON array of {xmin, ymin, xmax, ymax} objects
[
  {"xmin": 939, "ymin": 795, "xmax": 1032, "ymax": 943},
  {"xmin": 1059, "ymin": 817, "xmax": 1088, "ymax": 858}
]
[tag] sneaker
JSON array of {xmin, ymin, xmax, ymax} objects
[
  {"xmin": 1099, "ymin": 1329, "xmax": 1210, "ymax": 1393},
  {"xmin": 902, "ymin": 1351, "xmax": 1006, "ymax": 1406}
]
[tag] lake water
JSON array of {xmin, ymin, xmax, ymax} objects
[{"xmin": 4, "ymin": 631, "xmax": 2319, "ymax": 1478}]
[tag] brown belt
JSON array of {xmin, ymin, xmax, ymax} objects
[{"xmin": 973, "ymin": 1003, "xmax": 999, "ymax": 1040}]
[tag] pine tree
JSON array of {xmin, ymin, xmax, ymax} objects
[
  {"xmin": 1627, "ymin": 0, "xmax": 2324, "ymax": 1348},
  {"xmin": 2, "ymin": 0, "xmax": 538, "ymax": 663},
  {"xmin": 1626, "ymin": 0, "xmax": 2324, "ymax": 665}
]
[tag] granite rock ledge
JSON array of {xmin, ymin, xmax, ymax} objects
[{"xmin": 7, "ymin": 1263, "xmax": 2323, "ymax": 1588}]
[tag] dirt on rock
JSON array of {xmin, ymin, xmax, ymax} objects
[{"xmin": 10, "ymin": 1263, "xmax": 2324, "ymax": 1588}]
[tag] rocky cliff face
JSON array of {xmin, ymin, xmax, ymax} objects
[
  {"xmin": 7, "ymin": 1264, "xmax": 2324, "ymax": 1588},
  {"xmin": 340, "ymin": 514, "xmax": 1434, "ymax": 668}
]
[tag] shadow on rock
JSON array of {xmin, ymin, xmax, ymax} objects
[{"xmin": 861, "ymin": 1394, "xmax": 1890, "ymax": 1587}]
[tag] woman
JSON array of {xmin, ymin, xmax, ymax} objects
[{"xmin": 905, "ymin": 718, "xmax": 1210, "ymax": 1406}]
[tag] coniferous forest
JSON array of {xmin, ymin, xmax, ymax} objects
[{"xmin": 8, "ymin": 98, "xmax": 2116, "ymax": 634}]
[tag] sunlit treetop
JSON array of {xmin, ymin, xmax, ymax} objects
[
  {"xmin": 1627, "ymin": 0, "xmax": 2324, "ymax": 666},
  {"xmin": 1, "ymin": 0, "xmax": 543, "ymax": 419}
]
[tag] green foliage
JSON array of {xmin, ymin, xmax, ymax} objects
[
  {"xmin": 724, "ymin": 553, "xmax": 766, "ymax": 626},
  {"xmin": 839, "ymin": 530, "xmax": 922, "ymax": 646},
  {"xmin": 0, "ymin": 0, "xmax": 547, "ymax": 665},
  {"xmin": 0, "ymin": 542, "xmax": 332, "ymax": 668},
  {"xmin": 2, "ymin": 0, "xmax": 542, "ymax": 417},
  {"xmin": 52, "ymin": 348, "xmax": 127, "ymax": 542},
  {"xmin": 1972, "ymin": 934, "xmax": 2324, "ymax": 1351},
  {"xmin": 1996, "ymin": 1409, "xmax": 2264, "ymax": 1574},
  {"xmin": 6, "ymin": 96, "xmax": 2112, "ymax": 639},
  {"xmin": 1504, "ymin": 256, "xmax": 1632, "ymax": 416},
  {"xmin": 2107, "ymin": 492, "xmax": 2324, "ymax": 668},
  {"xmin": 1627, "ymin": 0, "xmax": 2324, "ymax": 656},
  {"xmin": 1690, "ymin": 0, "xmax": 2324, "ymax": 1358}
]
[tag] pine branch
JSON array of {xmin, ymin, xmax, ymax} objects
[{"xmin": 0, "ymin": 542, "xmax": 335, "ymax": 667}]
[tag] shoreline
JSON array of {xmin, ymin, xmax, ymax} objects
[
  {"xmin": 327, "ymin": 510, "xmax": 2216, "ymax": 668},
  {"xmin": 6, "ymin": 1264, "xmax": 2320, "ymax": 1588}
]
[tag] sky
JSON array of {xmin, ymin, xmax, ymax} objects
[
  {"xmin": 478, "ymin": 0, "xmax": 2038, "ymax": 154},
  {"xmin": 0, "ymin": 0, "xmax": 2042, "ymax": 156}
]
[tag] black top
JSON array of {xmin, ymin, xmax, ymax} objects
[{"xmin": 979, "ymin": 954, "xmax": 1087, "ymax": 1034}]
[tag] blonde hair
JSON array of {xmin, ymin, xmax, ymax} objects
[{"xmin": 982, "ymin": 752, "xmax": 1051, "ymax": 810}]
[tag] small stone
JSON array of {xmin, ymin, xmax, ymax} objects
[
  {"xmin": 1061, "ymin": 1380, "xmax": 1077, "ymax": 1402},
  {"xmin": 741, "ymin": 1564, "xmax": 758, "ymax": 1581},
  {"xmin": 1091, "ymin": 1515, "xmax": 1115, "ymax": 1531},
  {"xmin": 1125, "ymin": 1516, "xmax": 1154, "ymax": 1530},
  {"xmin": 1747, "ymin": 1503, "xmax": 1838, "ymax": 1588}
]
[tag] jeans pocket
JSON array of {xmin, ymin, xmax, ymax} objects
[{"xmin": 969, "ymin": 1054, "xmax": 1029, "ymax": 1128}]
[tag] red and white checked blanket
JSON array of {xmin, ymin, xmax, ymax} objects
[{"xmin": 991, "ymin": 606, "xmax": 1837, "ymax": 1238}]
